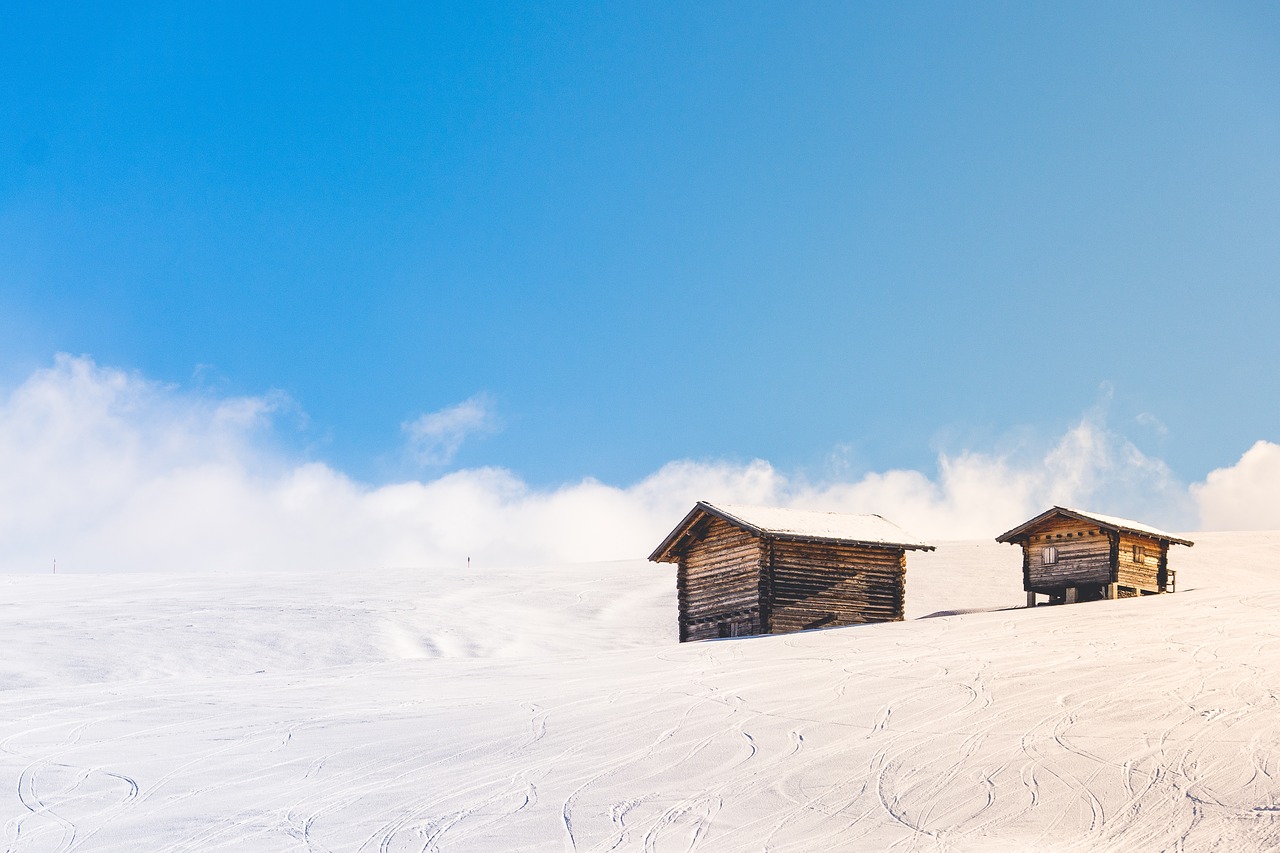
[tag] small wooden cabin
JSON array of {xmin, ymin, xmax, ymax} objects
[
  {"xmin": 649, "ymin": 502, "xmax": 934, "ymax": 642},
  {"xmin": 996, "ymin": 506, "xmax": 1193, "ymax": 606}
]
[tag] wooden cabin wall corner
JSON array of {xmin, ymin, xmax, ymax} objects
[
  {"xmin": 895, "ymin": 550, "xmax": 907, "ymax": 621},
  {"xmin": 1021, "ymin": 542, "xmax": 1031, "ymax": 592},
  {"xmin": 1107, "ymin": 530, "xmax": 1120, "ymax": 584},
  {"xmin": 758, "ymin": 537, "xmax": 774, "ymax": 634},
  {"xmin": 676, "ymin": 559, "xmax": 689, "ymax": 643}
]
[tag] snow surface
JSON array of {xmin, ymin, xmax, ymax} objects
[{"xmin": 2, "ymin": 534, "xmax": 1280, "ymax": 850}]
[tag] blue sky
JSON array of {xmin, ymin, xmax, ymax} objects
[{"xmin": 4, "ymin": 2, "xmax": 1280, "ymax": 491}]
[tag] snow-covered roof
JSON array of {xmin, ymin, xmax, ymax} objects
[
  {"xmin": 711, "ymin": 503, "xmax": 935, "ymax": 548},
  {"xmin": 649, "ymin": 501, "xmax": 935, "ymax": 562},
  {"xmin": 995, "ymin": 506, "xmax": 1194, "ymax": 547}
]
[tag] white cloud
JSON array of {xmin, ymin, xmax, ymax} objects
[
  {"xmin": 1135, "ymin": 412, "xmax": 1170, "ymax": 437},
  {"xmin": 402, "ymin": 395, "xmax": 496, "ymax": 465},
  {"xmin": 1192, "ymin": 440, "xmax": 1280, "ymax": 531},
  {"xmin": 777, "ymin": 416, "xmax": 1191, "ymax": 540},
  {"xmin": 0, "ymin": 355, "xmax": 1260, "ymax": 574}
]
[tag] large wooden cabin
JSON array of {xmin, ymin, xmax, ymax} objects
[
  {"xmin": 996, "ymin": 506, "xmax": 1193, "ymax": 606},
  {"xmin": 649, "ymin": 502, "xmax": 935, "ymax": 642}
]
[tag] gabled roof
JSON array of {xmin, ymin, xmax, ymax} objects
[
  {"xmin": 995, "ymin": 506, "xmax": 1194, "ymax": 547},
  {"xmin": 649, "ymin": 501, "xmax": 935, "ymax": 563}
]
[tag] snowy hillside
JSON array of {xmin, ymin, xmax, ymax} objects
[{"xmin": 2, "ymin": 533, "xmax": 1279, "ymax": 851}]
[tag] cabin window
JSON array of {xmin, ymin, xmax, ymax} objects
[
  {"xmin": 1042, "ymin": 546, "xmax": 1058, "ymax": 565},
  {"xmin": 1132, "ymin": 545, "xmax": 1147, "ymax": 564}
]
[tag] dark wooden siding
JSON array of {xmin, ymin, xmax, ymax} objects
[
  {"xmin": 1022, "ymin": 516, "xmax": 1111, "ymax": 591},
  {"xmin": 767, "ymin": 539, "xmax": 905, "ymax": 633},
  {"xmin": 678, "ymin": 518, "xmax": 764, "ymax": 641}
]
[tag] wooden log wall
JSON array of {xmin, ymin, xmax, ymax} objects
[
  {"xmin": 1116, "ymin": 533, "xmax": 1163, "ymax": 593},
  {"xmin": 767, "ymin": 539, "xmax": 905, "ymax": 633},
  {"xmin": 678, "ymin": 517, "xmax": 764, "ymax": 641},
  {"xmin": 1022, "ymin": 516, "xmax": 1111, "ymax": 591}
]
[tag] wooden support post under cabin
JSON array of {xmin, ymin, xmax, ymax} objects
[
  {"xmin": 1027, "ymin": 591, "xmax": 1037, "ymax": 608},
  {"xmin": 1105, "ymin": 583, "xmax": 1118, "ymax": 600},
  {"xmin": 1064, "ymin": 587, "xmax": 1078, "ymax": 604}
]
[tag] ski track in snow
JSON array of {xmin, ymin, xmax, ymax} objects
[{"xmin": 0, "ymin": 537, "xmax": 1279, "ymax": 849}]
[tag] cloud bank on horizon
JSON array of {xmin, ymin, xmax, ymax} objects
[{"xmin": 0, "ymin": 355, "xmax": 1274, "ymax": 573}]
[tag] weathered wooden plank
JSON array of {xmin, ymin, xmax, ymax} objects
[
  {"xmin": 1011, "ymin": 512, "xmax": 1188, "ymax": 601},
  {"xmin": 1114, "ymin": 533, "xmax": 1165, "ymax": 592},
  {"xmin": 677, "ymin": 517, "xmax": 764, "ymax": 637},
  {"xmin": 1022, "ymin": 518, "xmax": 1111, "ymax": 589},
  {"xmin": 769, "ymin": 538, "xmax": 905, "ymax": 629},
  {"xmin": 675, "ymin": 514, "xmax": 914, "ymax": 640}
]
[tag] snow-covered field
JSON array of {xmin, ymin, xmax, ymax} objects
[{"xmin": 2, "ymin": 532, "xmax": 1280, "ymax": 851}]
